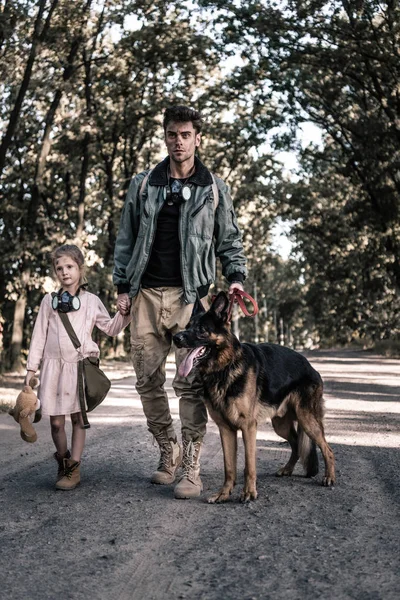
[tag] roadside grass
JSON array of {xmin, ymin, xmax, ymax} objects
[
  {"xmin": 372, "ymin": 338, "xmax": 400, "ymax": 358},
  {"xmin": 318, "ymin": 339, "xmax": 400, "ymax": 358}
]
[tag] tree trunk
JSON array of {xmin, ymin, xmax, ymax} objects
[
  {"xmin": 0, "ymin": 0, "xmax": 59, "ymax": 176},
  {"xmin": 76, "ymin": 131, "xmax": 90, "ymax": 239},
  {"xmin": 8, "ymin": 1, "xmax": 92, "ymax": 370},
  {"xmin": 0, "ymin": 0, "xmax": 14, "ymax": 54},
  {"xmin": 77, "ymin": 7, "xmax": 104, "ymax": 239},
  {"xmin": 32, "ymin": 0, "xmax": 92, "ymax": 228},
  {"xmin": 232, "ymin": 306, "xmax": 240, "ymax": 340},
  {"xmin": 10, "ymin": 268, "xmax": 30, "ymax": 372}
]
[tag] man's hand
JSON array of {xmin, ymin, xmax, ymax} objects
[
  {"xmin": 117, "ymin": 293, "xmax": 131, "ymax": 316},
  {"xmin": 228, "ymin": 282, "xmax": 244, "ymax": 296}
]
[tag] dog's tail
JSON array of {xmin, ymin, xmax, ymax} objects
[{"xmin": 298, "ymin": 426, "xmax": 319, "ymax": 477}]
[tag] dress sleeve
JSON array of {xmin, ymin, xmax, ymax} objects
[
  {"xmin": 94, "ymin": 297, "xmax": 131, "ymax": 337},
  {"xmin": 26, "ymin": 294, "xmax": 52, "ymax": 372}
]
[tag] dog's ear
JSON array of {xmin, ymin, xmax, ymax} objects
[
  {"xmin": 191, "ymin": 295, "xmax": 206, "ymax": 317},
  {"xmin": 210, "ymin": 291, "xmax": 229, "ymax": 321}
]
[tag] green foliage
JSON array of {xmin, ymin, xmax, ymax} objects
[
  {"xmin": 1, "ymin": 0, "xmax": 399, "ymax": 368},
  {"xmin": 205, "ymin": 0, "xmax": 400, "ymax": 344},
  {"xmin": 0, "ymin": 0, "xmax": 280, "ymax": 368}
]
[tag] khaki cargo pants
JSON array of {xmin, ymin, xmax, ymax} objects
[{"xmin": 130, "ymin": 287, "xmax": 208, "ymax": 441}]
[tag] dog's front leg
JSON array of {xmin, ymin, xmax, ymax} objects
[
  {"xmin": 208, "ymin": 424, "xmax": 237, "ymax": 504},
  {"xmin": 241, "ymin": 421, "xmax": 258, "ymax": 502}
]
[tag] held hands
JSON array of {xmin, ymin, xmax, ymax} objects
[{"xmin": 117, "ymin": 293, "xmax": 131, "ymax": 316}]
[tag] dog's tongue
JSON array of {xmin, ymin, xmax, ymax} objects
[{"xmin": 179, "ymin": 347, "xmax": 204, "ymax": 378}]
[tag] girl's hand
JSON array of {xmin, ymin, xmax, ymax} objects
[
  {"xmin": 25, "ymin": 370, "xmax": 36, "ymax": 386},
  {"xmin": 117, "ymin": 293, "xmax": 131, "ymax": 316}
]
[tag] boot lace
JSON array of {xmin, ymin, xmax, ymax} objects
[
  {"xmin": 154, "ymin": 432, "xmax": 173, "ymax": 472},
  {"xmin": 157, "ymin": 444, "xmax": 172, "ymax": 471},
  {"xmin": 181, "ymin": 441, "xmax": 200, "ymax": 478},
  {"xmin": 54, "ymin": 451, "xmax": 70, "ymax": 475},
  {"xmin": 63, "ymin": 462, "xmax": 79, "ymax": 479}
]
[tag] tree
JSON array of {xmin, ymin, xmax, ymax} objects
[
  {"xmin": 1, "ymin": 1, "xmax": 281, "ymax": 368},
  {"xmin": 201, "ymin": 0, "xmax": 400, "ymax": 343}
]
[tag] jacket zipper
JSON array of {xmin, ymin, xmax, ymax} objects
[
  {"xmin": 179, "ymin": 203, "xmax": 189, "ymax": 303},
  {"xmin": 139, "ymin": 189, "xmax": 164, "ymax": 280},
  {"xmin": 191, "ymin": 197, "xmax": 208, "ymax": 218}
]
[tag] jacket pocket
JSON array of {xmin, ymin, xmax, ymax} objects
[
  {"xmin": 191, "ymin": 198, "xmax": 208, "ymax": 218},
  {"xmin": 189, "ymin": 195, "xmax": 214, "ymax": 238}
]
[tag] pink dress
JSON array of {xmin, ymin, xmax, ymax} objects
[{"xmin": 26, "ymin": 290, "xmax": 131, "ymax": 416}]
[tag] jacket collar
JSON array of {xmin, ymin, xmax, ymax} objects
[{"xmin": 149, "ymin": 156, "xmax": 213, "ymax": 187}]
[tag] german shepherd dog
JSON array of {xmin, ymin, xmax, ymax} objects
[{"xmin": 173, "ymin": 292, "xmax": 336, "ymax": 503}]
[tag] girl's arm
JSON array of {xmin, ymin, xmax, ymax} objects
[
  {"xmin": 26, "ymin": 295, "xmax": 52, "ymax": 372},
  {"xmin": 94, "ymin": 297, "xmax": 131, "ymax": 337}
]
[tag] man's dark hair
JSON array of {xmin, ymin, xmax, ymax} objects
[{"xmin": 163, "ymin": 105, "xmax": 203, "ymax": 134}]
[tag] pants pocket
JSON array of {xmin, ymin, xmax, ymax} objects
[{"xmin": 131, "ymin": 340, "xmax": 145, "ymax": 382}]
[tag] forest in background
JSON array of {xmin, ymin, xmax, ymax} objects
[{"xmin": 1, "ymin": 0, "xmax": 399, "ymax": 371}]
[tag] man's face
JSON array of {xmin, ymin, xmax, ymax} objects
[{"xmin": 164, "ymin": 121, "xmax": 201, "ymax": 165}]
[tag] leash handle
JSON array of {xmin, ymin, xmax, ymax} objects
[{"xmin": 228, "ymin": 289, "xmax": 259, "ymax": 319}]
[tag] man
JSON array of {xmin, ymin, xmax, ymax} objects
[{"xmin": 113, "ymin": 105, "xmax": 247, "ymax": 499}]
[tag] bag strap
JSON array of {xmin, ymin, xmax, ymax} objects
[
  {"xmin": 210, "ymin": 173, "xmax": 219, "ymax": 211},
  {"xmin": 55, "ymin": 304, "xmax": 82, "ymax": 349},
  {"xmin": 54, "ymin": 299, "xmax": 90, "ymax": 428},
  {"xmin": 77, "ymin": 360, "xmax": 90, "ymax": 429},
  {"xmin": 139, "ymin": 169, "xmax": 152, "ymax": 202}
]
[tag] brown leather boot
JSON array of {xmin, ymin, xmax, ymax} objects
[
  {"xmin": 151, "ymin": 430, "xmax": 182, "ymax": 485},
  {"xmin": 174, "ymin": 440, "xmax": 203, "ymax": 499},
  {"xmin": 55, "ymin": 458, "xmax": 81, "ymax": 490},
  {"xmin": 54, "ymin": 450, "xmax": 71, "ymax": 482}
]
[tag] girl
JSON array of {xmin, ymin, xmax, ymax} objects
[{"xmin": 25, "ymin": 244, "xmax": 131, "ymax": 490}]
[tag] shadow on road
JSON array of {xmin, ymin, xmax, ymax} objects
[{"xmin": 1, "ymin": 350, "xmax": 399, "ymax": 600}]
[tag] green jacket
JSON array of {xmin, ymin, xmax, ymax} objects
[{"xmin": 113, "ymin": 156, "xmax": 247, "ymax": 304}]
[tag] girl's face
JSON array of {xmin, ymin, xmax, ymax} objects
[{"xmin": 54, "ymin": 255, "xmax": 81, "ymax": 292}]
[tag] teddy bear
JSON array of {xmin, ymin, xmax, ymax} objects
[{"xmin": 9, "ymin": 376, "xmax": 41, "ymax": 443}]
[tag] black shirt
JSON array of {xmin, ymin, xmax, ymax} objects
[{"xmin": 141, "ymin": 179, "xmax": 183, "ymax": 288}]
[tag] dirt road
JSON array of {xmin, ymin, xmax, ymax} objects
[{"xmin": 1, "ymin": 349, "xmax": 399, "ymax": 600}]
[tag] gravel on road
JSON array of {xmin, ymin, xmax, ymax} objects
[{"xmin": 1, "ymin": 349, "xmax": 399, "ymax": 600}]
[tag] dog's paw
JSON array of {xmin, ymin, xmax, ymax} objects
[
  {"xmin": 240, "ymin": 487, "xmax": 258, "ymax": 502},
  {"xmin": 322, "ymin": 476, "xmax": 335, "ymax": 487},
  {"xmin": 276, "ymin": 466, "xmax": 293, "ymax": 477},
  {"xmin": 207, "ymin": 488, "xmax": 232, "ymax": 504}
]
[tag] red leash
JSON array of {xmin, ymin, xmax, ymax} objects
[{"xmin": 227, "ymin": 289, "xmax": 258, "ymax": 321}]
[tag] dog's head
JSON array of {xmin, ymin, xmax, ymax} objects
[{"xmin": 173, "ymin": 291, "xmax": 232, "ymax": 377}]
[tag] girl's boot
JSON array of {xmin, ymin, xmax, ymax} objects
[
  {"xmin": 56, "ymin": 458, "xmax": 81, "ymax": 490},
  {"xmin": 54, "ymin": 450, "xmax": 71, "ymax": 482}
]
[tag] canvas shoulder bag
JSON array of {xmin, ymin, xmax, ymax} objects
[{"xmin": 56, "ymin": 307, "xmax": 111, "ymax": 429}]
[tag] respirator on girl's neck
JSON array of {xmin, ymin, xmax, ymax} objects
[{"xmin": 51, "ymin": 289, "xmax": 81, "ymax": 313}]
